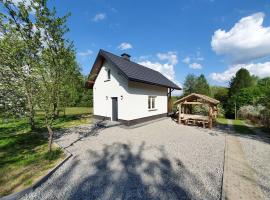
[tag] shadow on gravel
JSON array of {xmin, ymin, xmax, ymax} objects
[
  {"xmin": 53, "ymin": 125, "xmax": 105, "ymax": 149},
  {"xmin": 50, "ymin": 142, "xmax": 219, "ymax": 200}
]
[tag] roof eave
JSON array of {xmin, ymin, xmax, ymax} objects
[{"xmin": 129, "ymin": 78, "xmax": 181, "ymax": 90}]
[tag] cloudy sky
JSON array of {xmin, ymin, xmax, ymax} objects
[{"xmin": 7, "ymin": 0, "xmax": 270, "ymax": 88}]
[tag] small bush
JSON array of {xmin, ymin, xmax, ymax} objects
[{"xmin": 237, "ymin": 105, "xmax": 270, "ymax": 127}]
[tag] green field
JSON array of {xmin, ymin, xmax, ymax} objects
[
  {"xmin": 217, "ymin": 117, "xmax": 256, "ymax": 135},
  {"xmin": 231, "ymin": 119, "xmax": 253, "ymax": 134},
  {"xmin": 0, "ymin": 107, "xmax": 92, "ymax": 197},
  {"xmin": 216, "ymin": 117, "xmax": 228, "ymax": 125}
]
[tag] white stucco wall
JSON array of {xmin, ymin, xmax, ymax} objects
[
  {"xmin": 93, "ymin": 61, "xmax": 168, "ymax": 121},
  {"xmin": 125, "ymin": 81, "xmax": 167, "ymax": 120}
]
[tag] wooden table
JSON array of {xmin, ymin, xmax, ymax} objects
[{"xmin": 180, "ymin": 114, "xmax": 209, "ymax": 128}]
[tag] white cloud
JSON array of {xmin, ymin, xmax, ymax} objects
[
  {"xmin": 182, "ymin": 51, "xmax": 204, "ymax": 69},
  {"xmin": 189, "ymin": 62, "xmax": 202, "ymax": 69},
  {"xmin": 138, "ymin": 51, "xmax": 181, "ymax": 92},
  {"xmin": 211, "ymin": 12, "xmax": 270, "ymax": 63},
  {"xmin": 139, "ymin": 61, "xmax": 176, "ymax": 82},
  {"xmin": 10, "ymin": 0, "xmax": 32, "ymax": 6},
  {"xmin": 92, "ymin": 13, "xmax": 106, "ymax": 22},
  {"xmin": 157, "ymin": 51, "xmax": 178, "ymax": 65},
  {"xmin": 78, "ymin": 49, "xmax": 93, "ymax": 57},
  {"xmin": 183, "ymin": 57, "xmax": 190, "ymax": 64},
  {"xmin": 210, "ymin": 62, "xmax": 270, "ymax": 82},
  {"xmin": 117, "ymin": 42, "xmax": 133, "ymax": 50}
]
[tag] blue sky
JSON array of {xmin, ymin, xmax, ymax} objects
[{"xmin": 15, "ymin": 0, "xmax": 270, "ymax": 88}]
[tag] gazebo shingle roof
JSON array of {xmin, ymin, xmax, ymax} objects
[{"xmin": 174, "ymin": 93, "xmax": 220, "ymax": 105}]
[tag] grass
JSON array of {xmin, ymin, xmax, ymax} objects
[
  {"xmin": 231, "ymin": 119, "xmax": 253, "ymax": 134},
  {"xmin": 217, "ymin": 117, "xmax": 254, "ymax": 134},
  {"xmin": 218, "ymin": 117, "xmax": 270, "ymax": 136},
  {"xmin": 216, "ymin": 117, "xmax": 228, "ymax": 125},
  {"xmin": 0, "ymin": 107, "xmax": 92, "ymax": 197}
]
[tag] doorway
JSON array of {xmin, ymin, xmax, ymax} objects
[{"xmin": 111, "ymin": 97, "xmax": 118, "ymax": 121}]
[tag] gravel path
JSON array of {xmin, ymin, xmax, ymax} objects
[
  {"xmin": 20, "ymin": 118, "xmax": 225, "ymax": 200},
  {"xmin": 238, "ymin": 130, "xmax": 270, "ymax": 200}
]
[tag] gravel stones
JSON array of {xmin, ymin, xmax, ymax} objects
[{"xmin": 20, "ymin": 118, "xmax": 225, "ymax": 200}]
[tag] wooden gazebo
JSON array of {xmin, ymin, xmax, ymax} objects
[{"xmin": 174, "ymin": 93, "xmax": 220, "ymax": 129}]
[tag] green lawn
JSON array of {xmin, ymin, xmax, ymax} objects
[
  {"xmin": 231, "ymin": 119, "xmax": 253, "ymax": 134},
  {"xmin": 0, "ymin": 107, "xmax": 92, "ymax": 197},
  {"xmin": 217, "ymin": 118, "xmax": 253, "ymax": 134},
  {"xmin": 216, "ymin": 117, "xmax": 228, "ymax": 125}
]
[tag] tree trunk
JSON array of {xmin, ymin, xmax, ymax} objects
[
  {"xmin": 53, "ymin": 102, "xmax": 58, "ymax": 118},
  {"xmin": 29, "ymin": 111, "xmax": 35, "ymax": 130},
  {"xmin": 47, "ymin": 125, "xmax": 53, "ymax": 152},
  {"xmin": 27, "ymin": 93, "xmax": 35, "ymax": 130}
]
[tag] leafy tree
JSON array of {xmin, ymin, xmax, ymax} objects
[
  {"xmin": 257, "ymin": 77, "xmax": 270, "ymax": 125},
  {"xmin": 76, "ymin": 77, "xmax": 93, "ymax": 107},
  {"xmin": 0, "ymin": 1, "xmax": 41, "ymax": 129},
  {"xmin": 1, "ymin": 0, "xmax": 81, "ymax": 152},
  {"xmin": 183, "ymin": 74, "xmax": 197, "ymax": 95},
  {"xmin": 210, "ymin": 86, "xmax": 229, "ymax": 104},
  {"xmin": 183, "ymin": 74, "xmax": 211, "ymax": 96},
  {"xmin": 210, "ymin": 86, "xmax": 229, "ymax": 116},
  {"xmin": 195, "ymin": 74, "xmax": 210, "ymax": 95},
  {"xmin": 226, "ymin": 68, "xmax": 256, "ymax": 118},
  {"xmin": 229, "ymin": 68, "xmax": 254, "ymax": 96},
  {"xmin": 0, "ymin": 35, "xmax": 26, "ymax": 118},
  {"xmin": 34, "ymin": 0, "xmax": 80, "ymax": 151}
]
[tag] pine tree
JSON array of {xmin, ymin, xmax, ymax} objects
[{"xmin": 195, "ymin": 74, "xmax": 210, "ymax": 95}]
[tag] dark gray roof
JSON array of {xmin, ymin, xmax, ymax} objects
[{"xmin": 95, "ymin": 49, "xmax": 181, "ymax": 90}]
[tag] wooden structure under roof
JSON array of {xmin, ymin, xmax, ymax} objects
[{"xmin": 174, "ymin": 93, "xmax": 220, "ymax": 129}]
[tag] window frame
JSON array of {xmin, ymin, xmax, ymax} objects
[
  {"xmin": 148, "ymin": 96, "xmax": 157, "ymax": 111},
  {"xmin": 105, "ymin": 69, "xmax": 111, "ymax": 81}
]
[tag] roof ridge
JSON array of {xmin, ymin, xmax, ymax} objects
[{"xmin": 100, "ymin": 49, "xmax": 173, "ymax": 77}]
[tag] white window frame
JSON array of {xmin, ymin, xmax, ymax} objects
[
  {"xmin": 105, "ymin": 69, "xmax": 111, "ymax": 81},
  {"xmin": 148, "ymin": 96, "xmax": 157, "ymax": 111}
]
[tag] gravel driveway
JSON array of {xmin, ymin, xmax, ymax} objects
[
  {"xmin": 20, "ymin": 118, "xmax": 226, "ymax": 200},
  {"xmin": 238, "ymin": 132, "xmax": 270, "ymax": 200}
]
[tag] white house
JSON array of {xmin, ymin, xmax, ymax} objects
[{"xmin": 86, "ymin": 49, "xmax": 181, "ymax": 126}]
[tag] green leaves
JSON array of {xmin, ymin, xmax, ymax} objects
[
  {"xmin": 183, "ymin": 74, "xmax": 210, "ymax": 96},
  {"xmin": 229, "ymin": 68, "xmax": 255, "ymax": 96},
  {"xmin": 0, "ymin": 0, "xmax": 82, "ymax": 133}
]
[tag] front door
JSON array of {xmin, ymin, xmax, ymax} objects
[{"xmin": 111, "ymin": 97, "xmax": 118, "ymax": 121}]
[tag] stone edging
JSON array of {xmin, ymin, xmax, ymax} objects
[{"xmin": 0, "ymin": 143, "xmax": 72, "ymax": 200}]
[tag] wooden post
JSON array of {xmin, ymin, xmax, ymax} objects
[
  {"xmin": 178, "ymin": 103, "xmax": 181, "ymax": 124},
  {"xmin": 209, "ymin": 106, "xmax": 213, "ymax": 129}
]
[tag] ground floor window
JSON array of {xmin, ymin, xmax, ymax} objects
[{"xmin": 148, "ymin": 96, "xmax": 156, "ymax": 110}]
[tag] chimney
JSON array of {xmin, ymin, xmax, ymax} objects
[{"xmin": 121, "ymin": 53, "xmax": 131, "ymax": 61}]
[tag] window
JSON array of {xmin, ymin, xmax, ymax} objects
[
  {"xmin": 107, "ymin": 69, "xmax": 111, "ymax": 80},
  {"xmin": 148, "ymin": 96, "xmax": 156, "ymax": 110}
]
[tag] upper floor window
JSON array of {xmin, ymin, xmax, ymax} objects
[
  {"xmin": 106, "ymin": 69, "xmax": 111, "ymax": 81},
  {"xmin": 148, "ymin": 96, "xmax": 156, "ymax": 110}
]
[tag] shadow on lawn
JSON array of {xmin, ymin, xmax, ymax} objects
[
  {"xmin": 0, "ymin": 114, "xmax": 90, "ymax": 169},
  {"xmin": 46, "ymin": 142, "xmax": 219, "ymax": 200},
  {"xmin": 0, "ymin": 132, "xmax": 47, "ymax": 168}
]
